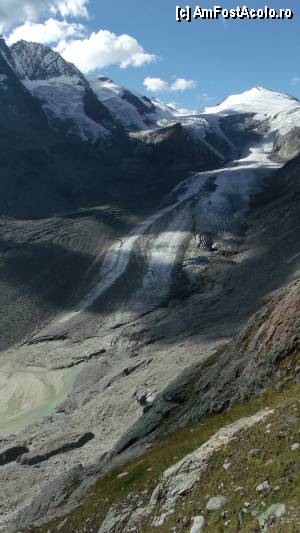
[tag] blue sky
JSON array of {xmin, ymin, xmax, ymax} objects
[
  {"xmin": 93, "ymin": 0, "xmax": 300, "ymax": 109},
  {"xmin": 1, "ymin": 0, "xmax": 300, "ymax": 111}
]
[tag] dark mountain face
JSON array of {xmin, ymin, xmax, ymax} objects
[
  {"xmin": 121, "ymin": 88, "xmax": 156, "ymax": 115},
  {"xmin": 0, "ymin": 34, "xmax": 16, "ymax": 68},
  {"xmin": 0, "ymin": 40, "xmax": 130, "ymax": 218},
  {"xmin": 10, "ymin": 40, "xmax": 87, "ymax": 83},
  {"xmin": 0, "ymin": 47, "xmax": 54, "ymax": 215}
]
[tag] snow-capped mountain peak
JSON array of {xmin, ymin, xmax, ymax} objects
[
  {"xmin": 205, "ymin": 86, "xmax": 298, "ymax": 114},
  {"xmin": 204, "ymin": 86, "xmax": 300, "ymax": 138}
]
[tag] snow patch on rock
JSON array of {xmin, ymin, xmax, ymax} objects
[{"xmin": 24, "ymin": 76, "xmax": 110, "ymax": 142}]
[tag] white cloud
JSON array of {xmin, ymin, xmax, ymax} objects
[
  {"xmin": 143, "ymin": 77, "xmax": 169, "ymax": 92},
  {"xmin": 167, "ymin": 102, "xmax": 198, "ymax": 115},
  {"xmin": 56, "ymin": 30, "xmax": 156, "ymax": 72},
  {"xmin": 50, "ymin": 0, "xmax": 88, "ymax": 18},
  {"xmin": 6, "ymin": 18, "xmax": 85, "ymax": 45},
  {"xmin": 170, "ymin": 77, "xmax": 197, "ymax": 91},
  {"xmin": 0, "ymin": 0, "xmax": 88, "ymax": 30},
  {"xmin": 143, "ymin": 76, "xmax": 197, "ymax": 93}
]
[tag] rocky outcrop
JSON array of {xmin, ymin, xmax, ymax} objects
[
  {"xmin": 100, "ymin": 410, "xmax": 272, "ymax": 531},
  {"xmin": 272, "ymin": 127, "xmax": 300, "ymax": 162},
  {"xmin": 18, "ymin": 432, "xmax": 94, "ymax": 466},
  {"xmin": 192, "ymin": 278, "xmax": 300, "ymax": 414}
]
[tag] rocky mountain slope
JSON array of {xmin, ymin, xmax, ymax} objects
[{"xmin": 0, "ymin": 36, "xmax": 299, "ymax": 532}]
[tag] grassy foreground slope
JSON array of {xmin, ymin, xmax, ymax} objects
[{"xmin": 38, "ymin": 350, "xmax": 300, "ymax": 532}]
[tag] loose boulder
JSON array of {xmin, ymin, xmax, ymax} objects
[{"xmin": 206, "ymin": 496, "xmax": 227, "ymax": 511}]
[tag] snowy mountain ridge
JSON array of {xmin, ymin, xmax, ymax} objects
[
  {"xmin": 3, "ymin": 37, "xmax": 300, "ymax": 150},
  {"xmin": 1, "ymin": 36, "xmax": 300, "ymax": 160},
  {"xmin": 5, "ymin": 39, "xmax": 178, "ymax": 138}
]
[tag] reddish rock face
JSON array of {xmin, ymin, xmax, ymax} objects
[{"xmin": 239, "ymin": 281, "xmax": 300, "ymax": 366}]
